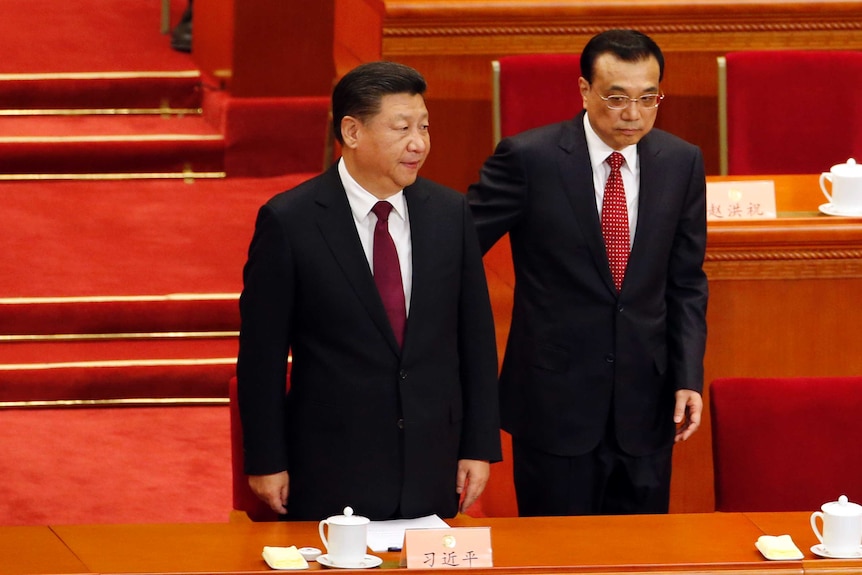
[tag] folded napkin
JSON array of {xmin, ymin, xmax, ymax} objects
[
  {"xmin": 755, "ymin": 535, "xmax": 804, "ymax": 560},
  {"xmin": 262, "ymin": 545, "xmax": 309, "ymax": 570}
]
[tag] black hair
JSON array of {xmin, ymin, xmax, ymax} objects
[
  {"xmin": 331, "ymin": 61, "xmax": 427, "ymax": 145},
  {"xmin": 580, "ymin": 29, "xmax": 665, "ymax": 83}
]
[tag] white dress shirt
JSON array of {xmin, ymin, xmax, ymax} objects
[
  {"xmin": 338, "ymin": 158, "xmax": 413, "ymax": 314},
  {"xmin": 583, "ymin": 113, "xmax": 639, "ymax": 247}
]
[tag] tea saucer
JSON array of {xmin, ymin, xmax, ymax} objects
[
  {"xmin": 316, "ymin": 554, "xmax": 383, "ymax": 569},
  {"xmin": 811, "ymin": 544, "xmax": 862, "ymax": 559},
  {"xmin": 819, "ymin": 203, "xmax": 862, "ymax": 217}
]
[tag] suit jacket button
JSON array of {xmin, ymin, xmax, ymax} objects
[
  {"xmin": 397, "ymin": 418, "xmax": 405, "ymax": 429},
  {"xmin": 399, "ymin": 370, "xmax": 408, "ymax": 381},
  {"xmin": 605, "ymin": 354, "xmax": 615, "ymax": 363}
]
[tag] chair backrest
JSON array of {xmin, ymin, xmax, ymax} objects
[
  {"xmin": 710, "ymin": 376, "xmax": 862, "ymax": 512},
  {"xmin": 718, "ymin": 50, "xmax": 862, "ymax": 175},
  {"xmin": 229, "ymin": 375, "xmax": 280, "ymax": 521},
  {"xmin": 492, "ymin": 54, "xmax": 583, "ymax": 147}
]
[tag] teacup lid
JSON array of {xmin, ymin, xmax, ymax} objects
[
  {"xmin": 821, "ymin": 495, "xmax": 862, "ymax": 516},
  {"xmin": 831, "ymin": 158, "xmax": 862, "ymax": 176},
  {"xmin": 326, "ymin": 506, "xmax": 370, "ymax": 525}
]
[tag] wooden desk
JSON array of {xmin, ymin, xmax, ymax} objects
[
  {"xmin": 0, "ymin": 526, "xmax": 89, "ymax": 575},
  {"xmin": 747, "ymin": 512, "xmax": 862, "ymax": 574},
  {"xmin": 50, "ymin": 513, "xmax": 786, "ymax": 575},
  {"xmin": 479, "ymin": 174, "xmax": 862, "ymax": 516},
  {"xmin": 51, "ymin": 522, "xmax": 303, "ymax": 574}
]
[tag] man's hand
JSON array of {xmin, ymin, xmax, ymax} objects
[
  {"xmin": 674, "ymin": 389, "xmax": 703, "ymax": 443},
  {"xmin": 456, "ymin": 459, "xmax": 490, "ymax": 513},
  {"xmin": 248, "ymin": 471, "xmax": 289, "ymax": 514}
]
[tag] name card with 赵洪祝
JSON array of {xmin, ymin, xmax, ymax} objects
[
  {"xmin": 400, "ymin": 527, "xmax": 492, "ymax": 569},
  {"xmin": 706, "ymin": 180, "xmax": 777, "ymax": 221}
]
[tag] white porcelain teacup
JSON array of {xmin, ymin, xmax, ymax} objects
[
  {"xmin": 810, "ymin": 495, "xmax": 862, "ymax": 557},
  {"xmin": 820, "ymin": 158, "xmax": 862, "ymax": 213},
  {"xmin": 318, "ymin": 506, "xmax": 369, "ymax": 566}
]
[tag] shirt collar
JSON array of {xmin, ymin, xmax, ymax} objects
[
  {"xmin": 338, "ymin": 158, "xmax": 407, "ymax": 222},
  {"xmin": 583, "ymin": 113, "xmax": 637, "ymax": 173}
]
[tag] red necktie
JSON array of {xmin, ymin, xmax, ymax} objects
[
  {"xmin": 602, "ymin": 152, "xmax": 629, "ymax": 291},
  {"xmin": 371, "ymin": 201, "xmax": 406, "ymax": 347}
]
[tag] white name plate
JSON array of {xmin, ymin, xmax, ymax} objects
[
  {"xmin": 706, "ymin": 180, "xmax": 776, "ymax": 221},
  {"xmin": 400, "ymin": 527, "xmax": 492, "ymax": 569}
]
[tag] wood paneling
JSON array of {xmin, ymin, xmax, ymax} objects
[{"xmin": 335, "ymin": 0, "xmax": 862, "ymax": 190}]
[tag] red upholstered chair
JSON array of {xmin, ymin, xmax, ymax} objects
[
  {"xmin": 228, "ymin": 375, "xmax": 281, "ymax": 521},
  {"xmin": 718, "ymin": 50, "xmax": 862, "ymax": 175},
  {"xmin": 484, "ymin": 54, "xmax": 583, "ymax": 517},
  {"xmin": 492, "ymin": 54, "xmax": 583, "ymax": 146},
  {"xmin": 710, "ymin": 376, "xmax": 862, "ymax": 512}
]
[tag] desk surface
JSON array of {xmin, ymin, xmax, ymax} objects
[
  {"xmin": 52, "ymin": 514, "xmax": 766, "ymax": 574},
  {"xmin": 708, "ymin": 173, "xmax": 853, "ymax": 217},
  {"xmin": 14, "ymin": 513, "xmax": 853, "ymax": 575},
  {"xmin": 0, "ymin": 525, "xmax": 89, "ymax": 575}
]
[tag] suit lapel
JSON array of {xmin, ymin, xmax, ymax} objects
[
  {"xmin": 313, "ymin": 166, "xmax": 402, "ymax": 354},
  {"xmin": 402, "ymin": 182, "xmax": 433, "ymax": 354},
  {"xmin": 557, "ymin": 113, "xmax": 618, "ymax": 294},
  {"xmin": 630, "ymin": 134, "xmax": 663, "ymax": 275}
]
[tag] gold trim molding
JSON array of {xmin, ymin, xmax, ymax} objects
[
  {"xmin": 0, "ymin": 171, "xmax": 226, "ymax": 181},
  {"xmin": 0, "ymin": 357, "xmax": 236, "ymax": 371},
  {"xmin": 383, "ymin": 21, "xmax": 862, "ymax": 38},
  {"xmin": 0, "ymin": 293, "xmax": 239, "ymax": 305},
  {"xmin": 705, "ymin": 248, "xmax": 862, "ymax": 280},
  {"xmin": 0, "ymin": 397, "xmax": 229, "ymax": 410},
  {"xmin": 0, "ymin": 70, "xmax": 201, "ymax": 81},
  {"xmin": 0, "ymin": 331, "xmax": 238, "ymax": 343},
  {"xmin": 385, "ymin": 21, "xmax": 862, "ymax": 38},
  {"xmin": 707, "ymin": 249, "xmax": 862, "ymax": 262}
]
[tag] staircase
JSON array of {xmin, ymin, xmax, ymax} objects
[
  {"xmin": 0, "ymin": 1, "xmax": 327, "ymax": 408},
  {"xmin": 0, "ymin": 70, "xmax": 225, "ymax": 180}
]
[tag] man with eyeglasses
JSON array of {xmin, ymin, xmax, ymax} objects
[{"xmin": 467, "ymin": 29, "xmax": 708, "ymax": 516}]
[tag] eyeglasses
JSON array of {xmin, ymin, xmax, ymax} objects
[{"xmin": 599, "ymin": 93, "xmax": 665, "ymax": 110}]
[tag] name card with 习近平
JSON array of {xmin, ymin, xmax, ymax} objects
[
  {"xmin": 706, "ymin": 180, "xmax": 776, "ymax": 221},
  {"xmin": 400, "ymin": 527, "xmax": 492, "ymax": 569}
]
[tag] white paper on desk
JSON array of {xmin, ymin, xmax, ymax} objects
[{"xmin": 367, "ymin": 514, "xmax": 450, "ymax": 552}]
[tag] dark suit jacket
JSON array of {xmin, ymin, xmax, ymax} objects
[
  {"xmin": 237, "ymin": 164, "xmax": 501, "ymax": 521},
  {"xmin": 467, "ymin": 111, "xmax": 708, "ymax": 458}
]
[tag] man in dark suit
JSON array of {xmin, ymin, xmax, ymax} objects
[
  {"xmin": 236, "ymin": 61, "xmax": 501, "ymax": 521},
  {"xmin": 467, "ymin": 29, "xmax": 708, "ymax": 516}
]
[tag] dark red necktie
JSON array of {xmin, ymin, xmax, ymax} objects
[
  {"xmin": 371, "ymin": 201, "xmax": 406, "ymax": 347},
  {"xmin": 602, "ymin": 151, "xmax": 630, "ymax": 292}
]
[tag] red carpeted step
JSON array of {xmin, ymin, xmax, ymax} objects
[
  {"xmin": 0, "ymin": 173, "xmax": 316, "ymax": 335},
  {"xmin": 0, "ymin": 0, "xmax": 196, "ymax": 76},
  {"xmin": 0, "ymin": 72, "xmax": 203, "ymax": 111},
  {"xmin": 0, "ymin": 114, "xmax": 224, "ymax": 175},
  {"xmin": 0, "ymin": 337, "xmax": 238, "ymax": 403},
  {"xmin": 0, "ymin": 297, "xmax": 240, "ymax": 337}
]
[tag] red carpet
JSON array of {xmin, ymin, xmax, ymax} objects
[
  {"xmin": 0, "ymin": 115, "xmax": 225, "ymax": 175},
  {"xmin": 1, "ymin": 174, "xmax": 315, "ymax": 404},
  {"xmin": 0, "ymin": 0, "xmax": 194, "ymax": 74},
  {"xmin": 0, "ymin": 406, "xmax": 232, "ymax": 526},
  {"xmin": 0, "ymin": 0, "xmax": 331, "ymax": 179},
  {"xmin": 1, "ymin": 174, "xmax": 313, "ymax": 301},
  {"xmin": 0, "ymin": 0, "xmax": 331, "ymax": 527}
]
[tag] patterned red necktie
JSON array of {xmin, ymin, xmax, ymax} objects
[
  {"xmin": 602, "ymin": 151, "xmax": 630, "ymax": 292},
  {"xmin": 371, "ymin": 201, "xmax": 406, "ymax": 347}
]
